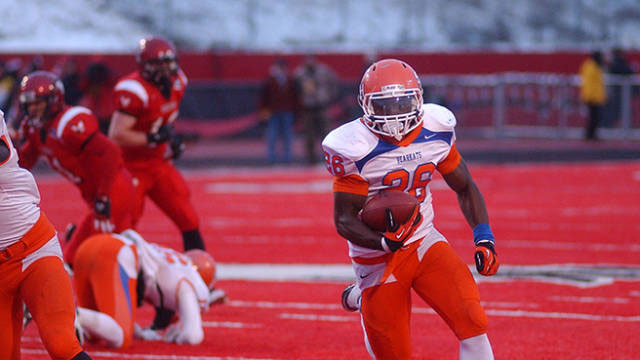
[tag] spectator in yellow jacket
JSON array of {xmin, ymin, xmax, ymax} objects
[{"xmin": 580, "ymin": 51, "xmax": 607, "ymax": 140}]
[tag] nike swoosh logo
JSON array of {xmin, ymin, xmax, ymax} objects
[
  {"xmin": 395, "ymin": 229, "xmax": 405, "ymax": 239},
  {"xmin": 360, "ymin": 272, "xmax": 373, "ymax": 279},
  {"xmin": 424, "ymin": 134, "xmax": 436, "ymax": 140}
]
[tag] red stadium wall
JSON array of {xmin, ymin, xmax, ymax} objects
[
  {"xmin": 5, "ymin": 52, "xmax": 640, "ymax": 81},
  {"xmin": 2, "ymin": 51, "xmax": 639, "ymax": 81}
]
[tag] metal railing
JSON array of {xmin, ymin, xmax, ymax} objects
[{"xmin": 421, "ymin": 73, "xmax": 640, "ymax": 139}]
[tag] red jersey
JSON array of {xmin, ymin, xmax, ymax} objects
[
  {"xmin": 112, "ymin": 70, "xmax": 188, "ymax": 163},
  {"xmin": 18, "ymin": 106, "xmax": 124, "ymax": 203}
]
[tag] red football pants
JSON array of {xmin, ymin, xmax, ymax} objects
[
  {"xmin": 0, "ymin": 214, "xmax": 83, "ymax": 360},
  {"xmin": 360, "ymin": 241, "xmax": 488, "ymax": 360},
  {"xmin": 74, "ymin": 234, "xmax": 137, "ymax": 348},
  {"xmin": 127, "ymin": 159, "xmax": 199, "ymax": 232},
  {"xmin": 64, "ymin": 169, "xmax": 136, "ymax": 265}
]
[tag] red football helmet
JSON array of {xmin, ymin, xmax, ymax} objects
[
  {"xmin": 359, "ymin": 59, "xmax": 424, "ymax": 141},
  {"xmin": 185, "ymin": 249, "xmax": 216, "ymax": 290},
  {"xmin": 18, "ymin": 71, "xmax": 65, "ymax": 128},
  {"xmin": 136, "ymin": 36, "xmax": 179, "ymax": 87}
]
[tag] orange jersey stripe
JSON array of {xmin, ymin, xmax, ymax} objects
[
  {"xmin": 436, "ymin": 144, "xmax": 461, "ymax": 175},
  {"xmin": 333, "ymin": 174, "xmax": 369, "ymax": 195}
]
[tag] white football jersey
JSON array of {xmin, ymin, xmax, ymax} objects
[
  {"xmin": 0, "ymin": 111, "xmax": 42, "ymax": 250},
  {"xmin": 322, "ymin": 103, "xmax": 457, "ymax": 259},
  {"xmin": 123, "ymin": 230, "xmax": 210, "ymax": 312}
]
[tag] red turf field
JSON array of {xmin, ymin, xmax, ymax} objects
[{"xmin": 21, "ymin": 161, "xmax": 640, "ymax": 359}]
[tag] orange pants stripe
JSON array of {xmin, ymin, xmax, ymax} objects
[
  {"xmin": 360, "ymin": 241, "xmax": 488, "ymax": 359},
  {"xmin": 74, "ymin": 234, "xmax": 137, "ymax": 348}
]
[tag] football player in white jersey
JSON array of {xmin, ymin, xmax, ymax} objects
[
  {"xmin": 322, "ymin": 59, "xmax": 499, "ymax": 360},
  {"xmin": 73, "ymin": 230, "xmax": 226, "ymax": 347},
  {"xmin": 0, "ymin": 111, "xmax": 92, "ymax": 359}
]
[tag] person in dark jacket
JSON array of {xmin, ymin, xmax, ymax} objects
[{"xmin": 259, "ymin": 58, "xmax": 297, "ymax": 164}]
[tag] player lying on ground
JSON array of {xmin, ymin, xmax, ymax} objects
[
  {"xmin": 322, "ymin": 59, "xmax": 499, "ymax": 360},
  {"xmin": 73, "ymin": 230, "xmax": 227, "ymax": 347}
]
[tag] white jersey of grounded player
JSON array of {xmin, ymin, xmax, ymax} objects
[
  {"xmin": 0, "ymin": 111, "xmax": 42, "ymax": 249},
  {"xmin": 321, "ymin": 103, "xmax": 457, "ymax": 259},
  {"xmin": 120, "ymin": 229, "xmax": 210, "ymax": 311}
]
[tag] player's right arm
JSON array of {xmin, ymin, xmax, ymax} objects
[
  {"xmin": 334, "ymin": 190, "xmax": 388, "ymax": 252},
  {"xmin": 163, "ymin": 282, "xmax": 204, "ymax": 345},
  {"xmin": 0, "ymin": 135, "xmax": 9, "ymax": 164},
  {"xmin": 108, "ymin": 111, "xmax": 148, "ymax": 146},
  {"xmin": 16, "ymin": 137, "xmax": 40, "ymax": 170}
]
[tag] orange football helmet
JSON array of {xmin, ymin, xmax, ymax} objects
[
  {"xmin": 136, "ymin": 36, "xmax": 179, "ymax": 88},
  {"xmin": 18, "ymin": 71, "xmax": 65, "ymax": 128},
  {"xmin": 359, "ymin": 59, "xmax": 424, "ymax": 141},
  {"xmin": 185, "ymin": 249, "xmax": 216, "ymax": 289}
]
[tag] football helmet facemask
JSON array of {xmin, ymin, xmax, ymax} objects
[
  {"xmin": 18, "ymin": 71, "xmax": 65, "ymax": 128},
  {"xmin": 185, "ymin": 249, "xmax": 216, "ymax": 290},
  {"xmin": 359, "ymin": 59, "xmax": 424, "ymax": 141},
  {"xmin": 136, "ymin": 36, "xmax": 179, "ymax": 92}
]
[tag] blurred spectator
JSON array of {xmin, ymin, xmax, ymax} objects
[
  {"xmin": 258, "ymin": 58, "xmax": 297, "ymax": 164},
  {"xmin": 79, "ymin": 61, "xmax": 115, "ymax": 134},
  {"xmin": 0, "ymin": 58, "xmax": 22, "ymax": 113},
  {"xmin": 60, "ymin": 58, "xmax": 84, "ymax": 105},
  {"xmin": 25, "ymin": 55, "xmax": 44, "ymax": 73},
  {"xmin": 579, "ymin": 51, "xmax": 607, "ymax": 141},
  {"xmin": 0, "ymin": 58, "xmax": 24, "ymax": 134},
  {"xmin": 294, "ymin": 55, "xmax": 339, "ymax": 164},
  {"xmin": 606, "ymin": 48, "xmax": 636, "ymax": 126}
]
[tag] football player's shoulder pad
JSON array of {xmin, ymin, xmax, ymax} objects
[
  {"xmin": 56, "ymin": 106, "xmax": 98, "ymax": 139},
  {"xmin": 322, "ymin": 119, "xmax": 378, "ymax": 161},
  {"xmin": 114, "ymin": 77, "xmax": 149, "ymax": 108},
  {"xmin": 422, "ymin": 103, "xmax": 457, "ymax": 132}
]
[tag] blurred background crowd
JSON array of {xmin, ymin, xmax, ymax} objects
[{"xmin": 1, "ymin": 0, "xmax": 639, "ymax": 165}]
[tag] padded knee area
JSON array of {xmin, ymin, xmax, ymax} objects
[{"xmin": 455, "ymin": 299, "xmax": 488, "ymax": 340}]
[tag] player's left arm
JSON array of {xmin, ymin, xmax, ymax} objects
[
  {"xmin": 163, "ymin": 281, "xmax": 204, "ymax": 345},
  {"xmin": 440, "ymin": 151, "xmax": 499, "ymax": 276},
  {"xmin": 64, "ymin": 112, "xmax": 120, "ymax": 231}
]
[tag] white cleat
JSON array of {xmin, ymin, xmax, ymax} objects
[
  {"xmin": 74, "ymin": 308, "xmax": 87, "ymax": 345},
  {"xmin": 341, "ymin": 283, "xmax": 361, "ymax": 312}
]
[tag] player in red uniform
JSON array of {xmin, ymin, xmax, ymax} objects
[
  {"xmin": 16, "ymin": 71, "xmax": 135, "ymax": 266},
  {"xmin": 108, "ymin": 36, "xmax": 205, "ymax": 251}
]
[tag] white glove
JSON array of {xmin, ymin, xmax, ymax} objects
[
  {"xmin": 93, "ymin": 218, "xmax": 115, "ymax": 233},
  {"xmin": 163, "ymin": 322, "xmax": 183, "ymax": 343},
  {"xmin": 134, "ymin": 323, "xmax": 162, "ymax": 341}
]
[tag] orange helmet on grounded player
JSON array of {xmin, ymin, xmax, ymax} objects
[
  {"xmin": 185, "ymin": 249, "xmax": 216, "ymax": 289},
  {"xmin": 136, "ymin": 36, "xmax": 179, "ymax": 90},
  {"xmin": 359, "ymin": 59, "xmax": 424, "ymax": 141},
  {"xmin": 18, "ymin": 71, "xmax": 65, "ymax": 128}
]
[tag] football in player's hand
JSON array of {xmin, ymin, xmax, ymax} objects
[{"xmin": 361, "ymin": 190, "xmax": 419, "ymax": 232}]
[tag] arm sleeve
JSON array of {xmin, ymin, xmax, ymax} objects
[
  {"xmin": 113, "ymin": 87, "xmax": 145, "ymax": 117},
  {"xmin": 174, "ymin": 282, "xmax": 204, "ymax": 345},
  {"xmin": 333, "ymin": 174, "xmax": 369, "ymax": 195},
  {"xmin": 79, "ymin": 132, "xmax": 124, "ymax": 198},
  {"xmin": 436, "ymin": 144, "xmax": 462, "ymax": 175},
  {"xmin": 16, "ymin": 138, "xmax": 40, "ymax": 170}
]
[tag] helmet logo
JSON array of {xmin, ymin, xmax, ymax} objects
[{"xmin": 381, "ymin": 84, "xmax": 405, "ymax": 92}]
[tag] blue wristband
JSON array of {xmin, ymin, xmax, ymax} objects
[{"xmin": 473, "ymin": 224, "xmax": 494, "ymax": 245}]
